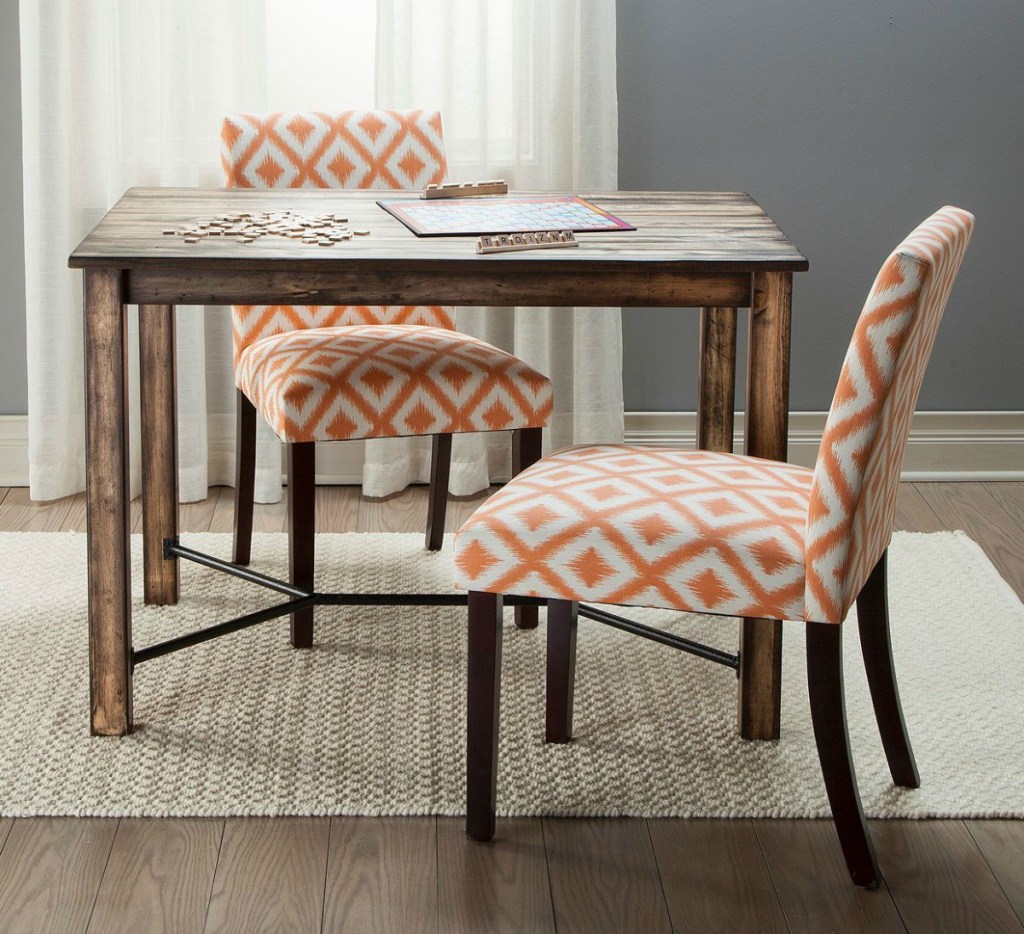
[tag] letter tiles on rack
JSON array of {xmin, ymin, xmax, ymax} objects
[{"xmin": 476, "ymin": 230, "xmax": 578, "ymax": 253}]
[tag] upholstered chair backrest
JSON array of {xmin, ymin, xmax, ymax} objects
[
  {"xmin": 220, "ymin": 110, "xmax": 452, "ymax": 361},
  {"xmin": 804, "ymin": 207, "xmax": 974, "ymax": 623}
]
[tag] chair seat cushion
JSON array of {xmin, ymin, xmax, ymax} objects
[
  {"xmin": 454, "ymin": 445, "xmax": 814, "ymax": 619},
  {"xmin": 236, "ymin": 325, "xmax": 552, "ymax": 443}
]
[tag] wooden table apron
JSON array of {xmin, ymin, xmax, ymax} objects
[{"xmin": 70, "ymin": 188, "xmax": 807, "ymax": 740}]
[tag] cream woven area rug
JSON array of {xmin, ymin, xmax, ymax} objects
[{"xmin": 0, "ymin": 531, "xmax": 1021, "ymax": 819}]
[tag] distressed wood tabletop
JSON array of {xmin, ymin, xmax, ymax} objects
[{"xmin": 69, "ymin": 188, "xmax": 807, "ymax": 308}]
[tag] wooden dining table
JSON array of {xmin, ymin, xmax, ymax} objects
[{"xmin": 68, "ymin": 187, "xmax": 808, "ymax": 741}]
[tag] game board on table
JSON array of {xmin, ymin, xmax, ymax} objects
[{"xmin": 376, "ymin": 195, "xmax": 636, "ymax": 237}]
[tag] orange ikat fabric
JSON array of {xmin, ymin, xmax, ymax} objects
[
  {"xmin": 221, "ymin": 110, "xmax": 452, "ymax": 361},
  {"xmin": 804, "ymin": 206, "xmax": 974, "ymax": 622},
  {"xmin": 236, "ymin": 325, "xmax": 553, "ymax": 444},
  {"xmin": 454, "ymin": 446, "xmax": 815, "ymax": 619},
  {"xmin": 455, "ymin": 207, "xmax": 973, "ymax": 625}
]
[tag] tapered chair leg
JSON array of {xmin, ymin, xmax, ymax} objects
[
  {"xmin": 512, "ymin": 427, "xmax": 544, "ymax": 630},
  {"xmin": 233, "ymin": 389, "xmax": 257, "ymax": 566},
  {"xmin": 857, "ymin": 550, "xmax": 920, "ymax": 788},
  {"xmin": 466, "ymin": 591, "xmax": 504, "ymax": 842},
  {"xmin": 287, "ymin": 442, "xmax": 316, "ymax": 649},
  {"xmin": 425, "ymin": 433, "xmax": 452, "ymax": 551},
  {"xmin": 807, "ymin": 623, "xmax": 880, "ymax": 889},
  {"xmin": 546, "ymin": 600, "xmax": 578, "ymax": 743}
]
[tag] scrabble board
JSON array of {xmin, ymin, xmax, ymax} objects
[{"xmin": 377, "ymin": 194, "xmax": 635, "ymax": 237}]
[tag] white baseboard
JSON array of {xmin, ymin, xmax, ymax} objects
[
  {"xmin": 3, "ymin": 411, "xmax": 1022, "ymax": 487},
  {"xmin": 0, "ymin": 417, "xmax": 29, "ymax": 486},
  {"xmin": 624, "ymin": 411, "xmax": 1024, "ymax": 481}
]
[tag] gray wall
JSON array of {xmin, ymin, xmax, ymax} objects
[
  {"xmin": 0, "ymin": 0, "xmax": 26, "ymax": 415},
  {"xmin": 618, "ymin": 0, "xmax": 1024, "ymax": 412}
]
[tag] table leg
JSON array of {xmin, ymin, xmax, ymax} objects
[
  {"xmin": 140, "ymin": 305, "xmax": 179, "ymax": 606},
  {"xmin": 697, "ymin": 307, "xmax": 737, "ymax": 452},
  {"xmin": 84, "ymin": 269, "xmax": 133, "ymax": 736},
  {"xmin": 739, "ymin": 271, "xmax": 792, "ymax": 740}
]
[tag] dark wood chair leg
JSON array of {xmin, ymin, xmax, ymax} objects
[
  {"xmin": 466, "ymin": 591, "xmax": 504, "ymax": 842},
  {"xmin": 857, "ymin": 550, "xmax": 920, "ymax": 788},
  {"xmin": 512, "ymin": 427, "xmax": 544, "ymax": 630},
  {"xmin": 287, "ymin": 442, "xmax": 316, "ymax": 649},
  {"xmin": 425, "ymin": 433, "xmax": 452, "ymax": 551},
  {"xmin": 512, "ymin": 426, "xmax": 543, "ymax": 473},
  {"xmin": 546, "ymin": 600, "xmax": 578, "ymax": 743},
  {"xmin": 233, "ymin": 389, "xmax": 257, "ymax": 566},
  {"xmin": 807, "ymin": 622, "xmax": 881, "ymax": 889}
]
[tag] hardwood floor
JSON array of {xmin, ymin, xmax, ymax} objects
[{"xmin": 0, "ymin": 482, "xmax": 1022, "ymax": 933}]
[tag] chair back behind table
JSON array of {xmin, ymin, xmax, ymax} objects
[{"xmin": 219, "ymin": 109, "xmax": 453, "ymax": 363}]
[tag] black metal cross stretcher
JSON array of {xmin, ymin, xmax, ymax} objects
[{"xmin": 132, "ymin": 538, "xmax": 740, "ymax": 675}]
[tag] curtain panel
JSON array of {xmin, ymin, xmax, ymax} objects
[
  {"xmin": 21, "ymin": 0, "xmax": 621, "ymax": 503},
  {"xmin": 21, "ymin": 0, "xmax": 267, "ymax": 502},
  {"xmin": 372, "ymin": 0, "xmax": 623, "ymax": 495}
]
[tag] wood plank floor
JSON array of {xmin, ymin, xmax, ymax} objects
[{"xmin": 0, "ymin": 482, "xmax": 1021, "ymax": 933}]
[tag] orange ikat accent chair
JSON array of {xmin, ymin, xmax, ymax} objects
[
  {"xmin": 454, "ymin": 207, "xmax": 974, "ymax": 887},
  {"xmin": 222, "ymin": 111, "xmax": 552, "ymax": 646}
]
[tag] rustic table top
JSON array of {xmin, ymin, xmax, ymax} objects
[{"xmin": 69, "ymin": 188, "xmax": 809, "ymax": 273}]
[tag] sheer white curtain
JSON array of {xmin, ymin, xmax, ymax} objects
[
  {"xmin": 21, "ymin": 0, "xmax": 268, "ymax": 502},
  {"xmin": 371, "ymin": 0, "xmax": 623, "ymax": 494},
  {"xmin": 22, "ymin": 0, "xmax": 621, "ymax": 503}
]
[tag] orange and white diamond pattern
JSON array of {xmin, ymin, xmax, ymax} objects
[
  {"xmin": 222, "ymin": 109, "xmax": 446, "ymax": 192},
  {"xmin": 236, "ymin": 325, "xmax": 553, "ymax": 444},
  {"xmin": 805, "ymin": 207, "xmax": 974, "ymax": 622},
  {"xmin": 231, "ymin": 304, "xmax": 455, "ymax": 367},
  {"xmin": 221, "ymin": 110, "xmax": 451, "ymax": 360},
  {"xmin": 454, "ymin": 446, "xmax": 815, "ymax": 619},
  {"xmin": 455, "ymin": 207, "xmax": 973, "ymax": 627}
]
